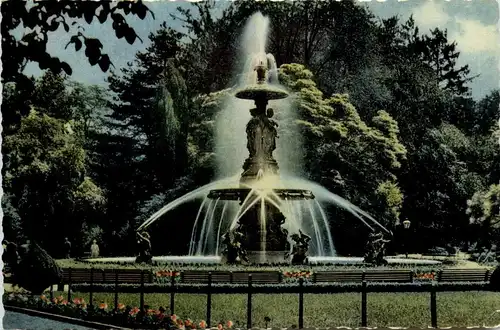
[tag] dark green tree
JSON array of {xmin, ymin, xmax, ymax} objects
[
  {"xmin": 3, "ymin": 109, "xmax": 104, "ymax": 254},
  {"xmin": 417, "ymin": 27, "xmax": 472, "ymax": 96},
  {"xmin": 1, "ymin": 1, "xmax": 154, "ymax": 83},
  {"xmin": 108, "ymin": 24, "xmax": 188, "ymax": 192},
  {"xmin": 473, "ymin": 90, "xmax": 500, "ymax": 135}
]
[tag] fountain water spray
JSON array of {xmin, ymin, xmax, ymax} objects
[{"xmin": 137, "ymin": 12, "xmax": 391, "ymax": 263}]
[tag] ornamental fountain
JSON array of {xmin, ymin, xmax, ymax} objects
[
  {"xmin": 89, "ymin": 12, "xmax": 444, "ymax": 267},
  {"xmin": 206, "ymin": 57, "xmax": 315, "ymax": 263},
  {"xmin": 131, "ymin": 12, "xmax": 393, "ymax": 265}
]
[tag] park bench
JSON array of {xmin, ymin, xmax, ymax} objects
[
  {"xmin": 364, "ymin": 269, "xmax": 413, "ymax": 282},
  {"xmin": 231, "ymin": 271, "xmax": 282, "ymax": 284},
  {"xmin": 436, "ymin": 269, "xmax": 491, "ymax": 282},
  {"xmin": 179, "ymin": 270, "xmax": 282, "ymax": 284},
  {"xmin": 313, "ymin": 270, "xmax": 413, "ymax": 283},
  {"xmin": 61, "ymin": 268, "xmax": 153, "ymax": 284},
  {"xmin": 313, "ymin": 270, "xmax": 364, "ymax": 283},
  {"xmin": 180, "ymin": 270, "xmax": 232, "ymax": 284}
]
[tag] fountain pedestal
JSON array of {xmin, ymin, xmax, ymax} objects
[
  {"xmin": 236, "ymin": 201, "xmax": 289, "ymax": 253},
  {"xmin": 239, "ymin": 100, "xmax": 280, "ymax": 185}
]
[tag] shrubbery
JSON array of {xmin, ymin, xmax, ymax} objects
[
  {"xmin": 71, "ymin": 281, "xmax": 490, "ymax": 294},
  {"xmin": 489, "ymin": 265, "xmax": 500, "ymax": 291},
  {"xmin": 13, "ymin": 242, "xmax": 62, "ymax": 294}
]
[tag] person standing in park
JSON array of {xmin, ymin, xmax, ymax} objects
[
  {"xmin": 19, "ymin": 240, "xmax": 30, "ymax": 259},
  {"xmin": 64, "ymin": 237, "xmax": 72, "ymax": 259},
  {"xmin": 3, "ymin": 240, "xmax": 19, "ymax": 271},
  {"xmin": 90, "ymin": 239, "xmax": 100, "ymax": 258}
]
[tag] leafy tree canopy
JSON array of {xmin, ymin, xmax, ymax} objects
[
  {"xmin": 3, "ymin": 108, "xmax": 104, "ymax": 253},
  {"xmin": 1, "ymin": 1, "xmax": 154, "ymax": 83}
]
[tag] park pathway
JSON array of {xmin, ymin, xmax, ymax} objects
[{"xmin": 3, "ymin": 310, "xmax": 97, "ymax": 330}]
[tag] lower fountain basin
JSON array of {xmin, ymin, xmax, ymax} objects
[
  {"xmin": 207, "ymin": 188, "xmax": 315, "ymax": 200},
  {"xmin": 84, "ymin": 256, "xmax": 442, "ymax": 266}
]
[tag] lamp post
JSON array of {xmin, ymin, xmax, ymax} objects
[{"xmin": 402, "ymin": 219, "xmax": 411, "ymax": 258}]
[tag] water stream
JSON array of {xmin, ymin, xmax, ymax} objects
[{"xmin": 137, "ymin": 12, "xmax": 391, "ymax": 259}]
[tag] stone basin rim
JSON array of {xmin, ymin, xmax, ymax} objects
[
  {"xmin": 234, "ymin": 84, "xmax": 289, "ymax": 100},
  {"xmin": 207, "ymin": 188, "xmax": 315, "ymax": 200}
]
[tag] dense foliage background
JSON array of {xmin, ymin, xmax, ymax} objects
[{"xmin": 2, "ymin": 1, "xmax": 499, "ymax": 258}]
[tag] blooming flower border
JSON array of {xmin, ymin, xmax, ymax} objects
[{"xmin": 4, "ymin": 293, "xmax": 233, "ymax": 330}]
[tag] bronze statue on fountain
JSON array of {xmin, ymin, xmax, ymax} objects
[
  {"xmin": 135, "ymin": 230, "xmax": 153, "ymax": 264},
  {"xmin": 221, "ymin": 231, "xmax": 249, "ymax": 264},
  {"xmin": 363, "ymin": 232, "xmax": 391, "ymax": 266},
  {"xmin": 288, "ymin": 230, "xmax": 311, "ymax": 265}
]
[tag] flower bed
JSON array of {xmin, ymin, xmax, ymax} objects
[
  {"xmin": 282, "ymin": 270, "xmax": 312, "ymax": 283},
  {"xmin": 4, "ymin": 293, "xmax": 233, "ymax": 330},
  {"xmin": 413, "ymin": 272, "xmax": 436, "ymax": 281},
  {"xmin": 154, "ymin": 270, "xmax": 181, "ymax": 284}
]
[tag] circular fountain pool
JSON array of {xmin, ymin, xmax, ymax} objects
[{"xmin": 84, "ymin": 255, "xmax": 441, "ymax": 266}]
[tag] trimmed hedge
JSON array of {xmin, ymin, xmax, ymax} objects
[
  {"xmin": 57, "ymin": 259, "xmax": 466, "ymax": 273},
  {"xmin": 72, "ymin": 281, "xmax": 491, "ymax": 294}
]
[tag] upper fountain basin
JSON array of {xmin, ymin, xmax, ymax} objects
[{"xmin": 234, "ymin": 84, "xmax": 289, "ymax": 100}]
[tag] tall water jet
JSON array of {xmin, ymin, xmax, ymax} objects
[{"xmin": 215, "ymin": 13, "xmax": 271, "ymax": 178}]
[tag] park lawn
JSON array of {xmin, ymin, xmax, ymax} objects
[{"xmin": 54, "ymin": 291, "xmax": 500, "ymax": 328}]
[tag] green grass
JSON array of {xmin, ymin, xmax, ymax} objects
[{"xmin": 53, "ymin": 291, "xmax": 500, "ymax": 328}]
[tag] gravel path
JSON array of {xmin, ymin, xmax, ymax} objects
[{"xmin": 3, "ymin": 310, "xmax": 97, "ymax": 330}]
